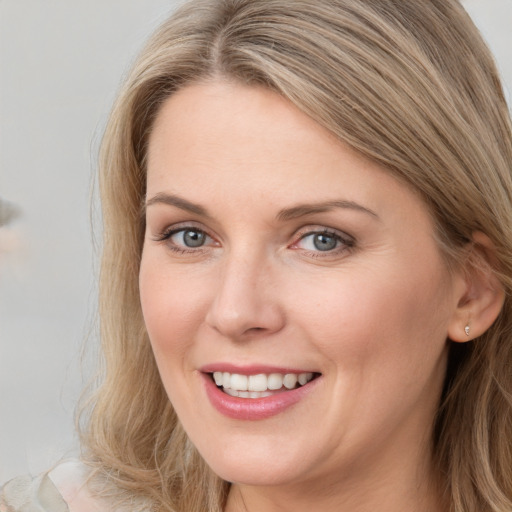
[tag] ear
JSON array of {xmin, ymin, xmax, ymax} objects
[{"xmin": 447, "ymin": 232, "xmax": 505, "ymax": 342}]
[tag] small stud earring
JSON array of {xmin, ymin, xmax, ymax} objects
[{"xmin": 464, "ymin": 325, "xmax": 470, "ymax": 336}]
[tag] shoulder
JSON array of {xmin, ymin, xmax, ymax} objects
[{"xmin": 0, "ymin": 459, "xmax": 105, "ymax": 512}]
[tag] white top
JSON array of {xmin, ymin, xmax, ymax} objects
[{"xmin": 0, "ymin": 460, "xmax": 108, "ymax": 512}]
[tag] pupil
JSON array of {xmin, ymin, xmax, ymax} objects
[
  {"xmin": 184, "ymin": 230, "xmax": 205, "ymax": 247},
  {"xmin": 313, "ymin": 233, "xmax": 337, "ymax": 251}
]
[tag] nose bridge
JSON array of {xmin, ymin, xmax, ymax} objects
[{"xmin": 205, "ymin": 245, "xmax": 284, "ymax": 339}]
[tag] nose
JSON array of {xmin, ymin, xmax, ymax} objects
[{"xmin": 205, "ymin": 251, "xmax": 285, "ymax": 340}]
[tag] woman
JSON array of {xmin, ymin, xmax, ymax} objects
[{"xmin": 2, "ymin": 0, "xmax": 511, "ymax": 511}]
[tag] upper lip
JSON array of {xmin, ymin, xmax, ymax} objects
[{"xmin": 200, "ymin": 363, "xmax": 319, "ymax": 375}]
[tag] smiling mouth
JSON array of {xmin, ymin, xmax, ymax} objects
[{"xmin": 210, "ymin": 371, "xmax": 319, "ymax": 399}]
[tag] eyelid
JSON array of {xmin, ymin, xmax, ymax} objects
[
  {"xmin": 152, "ymin": 221, "xmax": 218, "ymax": 246},
  {"xmin": 289, "ymin": 225, "xmax": 355, "ymax": 255},
  {"xmin": 152, "ymin": 219, "xmax": 203, "ymax": 238},
  {"xmin": 150, "ymin": 222, "xmax": 354, "ymax": 257},
  {"xmin": 291, "ymin": 225, "xmax": 354, "ymax": 243}
]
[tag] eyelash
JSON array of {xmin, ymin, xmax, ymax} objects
[
  {"xmin": 290, "ymin": 228, "xmax": 355, "ymax": 258},
  {"xmin": 153, "ymin": 225, "xmax": 355, "ymax": 258},
  {"xmin": 153, "ymin": 225, "xmax": 216, "ymax": 254}
]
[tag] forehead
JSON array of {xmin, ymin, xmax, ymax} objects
[
  {"xmin": 146, "ymin": 80, "xmax": 429, "ymax": 228},
  {"xmin": 147, "ymin": 80, "xmax": 344, "ymax": 173}
]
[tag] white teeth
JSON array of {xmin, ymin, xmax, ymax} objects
[
  {"xmin": 283, "ymin": 374, "xmax": 298, "ymax": 389},
  {"xmin": 248, "ymin": 374, "xmax": 268, "ymax": 392},
  {"xmin": 212, "ymin": 371, "xmax": 316, "ymax": 394},
  {"xmin": 225, "ymin": 389, "xmax": 273, "ymax": 399},
  {"xmin": 298, "ymin": 372, "xmax": 313, "ymax": 386},
  {"xmin": 250, "ymin": 391, "xmax": 272, "ymax": 398},
  {"xmin": 213, "ymin": 372, "xmax": 223, "ymax": 386},
  {"xmin": 268, "ymin": 373, "xmax": 283, "ymax": 390},
  {"xmin": 230, "ymin": 373, "xmax": 248, "ymax": 391}
]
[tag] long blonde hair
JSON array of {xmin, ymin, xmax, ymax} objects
[{"xmin": 80, "ymin": 1, "xmax": 512, "ymax": 510}]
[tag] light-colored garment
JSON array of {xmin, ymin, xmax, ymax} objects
[{"xmin": 0, "ymin": 460, "xmax": 106, "ymax": 512}]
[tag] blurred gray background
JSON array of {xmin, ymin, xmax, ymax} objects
[{"xmin": 0, "ymin": 0, "xmax": 511, "ymax": 483}]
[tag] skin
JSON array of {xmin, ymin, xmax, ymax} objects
[{"xmin": 140, "ymin": 81, "xmax": 467, "ymax": 511}]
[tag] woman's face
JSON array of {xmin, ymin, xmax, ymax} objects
[{"xmin": 140, "ymin": 81, "xmax": 464, "ymax": 491}]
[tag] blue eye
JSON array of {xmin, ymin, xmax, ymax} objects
[
  {"xmin": 310, "ymin": 233, "xmax": 338, "ymax": 251},
  {"xmin": 294, "ymin": 229, "xmax": 353, "ymax": 254},
  {"xmin": 171, "ymin": 229, "xmax": 207, "ymax": 248},
  {"xmin": 154, "ymin": 226, "xmax": 215, "ymax": 252}
]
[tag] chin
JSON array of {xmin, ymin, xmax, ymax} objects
[
  {"xmin": 194, "ymin": 434, "xmax": 318, "ymax": 487},
  {"xmin": 210, "ymin": 459, "xmax": 305, "ymax": 487}
]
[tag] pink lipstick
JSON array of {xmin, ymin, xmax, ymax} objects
[{"xmin": 200, "ymin": 365, "xmax": 320, "ymax": 420}]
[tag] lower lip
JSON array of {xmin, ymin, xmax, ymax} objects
[{"xmin": 202, "ymin": 373, "xmax": 319, "ymax": 420}]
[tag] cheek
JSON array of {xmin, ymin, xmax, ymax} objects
[
  {"xmin": 290, "ymin": 259, "xmax": 452, "ymax": 383},
  {"xmin": 286, "ymin": 261, "xmax": 452, "ymax": 453},
  {"xmin": 139, "ymin": 253, "xmax": 210, "ymax": 365}
]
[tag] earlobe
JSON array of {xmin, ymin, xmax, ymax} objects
[{"xmin": 447, "ymin": 232, "xmax": 505, "ymax": 343}]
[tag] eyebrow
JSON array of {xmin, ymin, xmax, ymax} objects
[
  {"xmin": 277, "ymin": 200, "xmax": 379, "ymax": 221},
  {"xmin": 144, "ymin": 193, "xmax": 378, "ymax": 221},
  {"xmin": 145, "ymin": 193, "xmax": 210, "ymax": 217}
]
